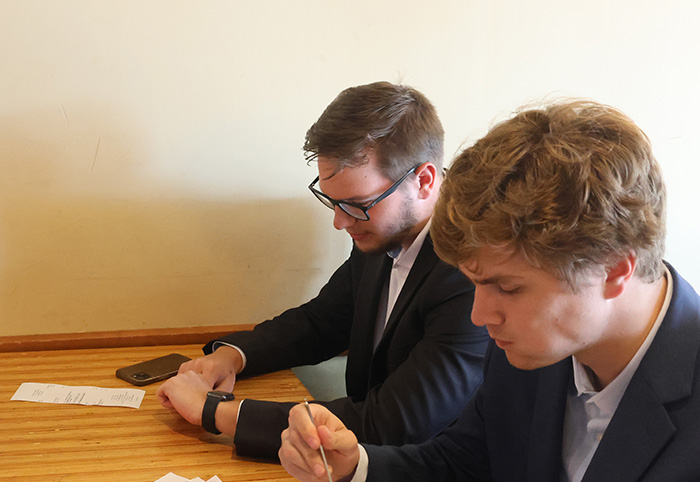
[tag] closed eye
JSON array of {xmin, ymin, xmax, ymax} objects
[{"xmin": 498, "ymin": 286, "xmax": 521, "ymax": 295}]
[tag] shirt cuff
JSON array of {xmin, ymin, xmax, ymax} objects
[
  {"xmin": 236, "ymin": 399, "xmax": 244, "ymax": 425},
  {"xmin": 347, "ymin": 444, "xmax": 368, "ymax": 482},
  {"xmin": 211, "ymin": 341, "xmax": 247, "ymax": 372}
]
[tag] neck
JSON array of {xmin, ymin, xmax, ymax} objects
[
  {"xmin": 398, "ymin": 176, "xmax": 440, "ymax": 251},
  {"xmin": 401, "ymin": 221, "xmax": 427, "ymax": 250},
  {"xmin": 399, "ymin": 217, "xmax": 429, "ymax": 251},
  {"xmin": 580, "ymin": 274, "xmax": 668, "ymax": 390}
]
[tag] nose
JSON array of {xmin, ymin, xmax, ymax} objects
[
  {"xmin": 470, "ymin": 286, "xmax": 503, "ymax": 327},
  {"xmin": 332, "ymin": 206, "xmax": 357, "ymax": 231}
]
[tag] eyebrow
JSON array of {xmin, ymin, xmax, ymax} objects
[
  {"xmin": 317, "ymin": 182, "xmax": 381, "ymax": 204},
  {"xmin": 466, "ymin": 274, "xmax": 522, "ymax": 286},
  {"xmin": 344, "ymin": 194, "xmax": 375, "ymax": 203},
  {"xmin": 325, "ymin": 190, "xmax": 373, "ymax": 204}
]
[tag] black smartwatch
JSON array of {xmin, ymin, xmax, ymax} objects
[{"xmin": 202, "ymin": 390, "xmax": 236, "ymax": 435}]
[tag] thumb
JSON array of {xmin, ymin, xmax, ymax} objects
[{"xmin": 318, "ymin": 424, "xmax": 357, "ymax": 454}]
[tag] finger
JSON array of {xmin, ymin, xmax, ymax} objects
[
  {"xmin": 193, "ymin": 359, "xmax": 228, "ymax": 388},
  {"xmin": 293, "ymin": 426, "xmax": 330, "ymax": 479},
  {"xmin": 181, "ymin": 355, "xmax": 215, "ymax": 375},
  {"xmin": 318, "ymin": 424, "xmax": 357, "ymax": 454},
  {"xmin": 278, "ymin": 429, "xmax": 322, "ymax": 480},
  {"xmin": 317, "ymin": 425, "xmax": 335, "ymax": 449},
  {"xmin": 309, "ymin": 403, "xmax": 346, "ymax": 431},
  {"xmin": 279, "ymin": 449, "xmax": 319, "ymax": 482},
  {"xmin": 177, "ymin": 370, "xmax": 204, "ymax": 387},
  {"xmin": 155, "ymin": 381, "xmax": 169, "ymax": 403},
  {"xmin": 280, "ymin": 427, "xmax": 328, "ymax": 481},
  {"xmin": 155, "ymin": 387, "xmax": 175, "ymax": 409},
  {"xmin": 155, "ymin": 391, "xmax": 168, "ymax": 406},
  {"xmin": 289, "ymin": 404, "xmax": 323, "ymax": 449},
  {"xmin": 177, "ymin": 358, "xmax": 198, "ymax": 374},
  {"xmin": 212, "ymin": 373, "xmax": 235, "ymax": 392}
]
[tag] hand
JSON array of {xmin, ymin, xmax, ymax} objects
[
  {"xmin": 177, "ymin": 345, "xmax": 242, "ymax": 392},
  {"xmin": 279, "ymin": 403, "xmax": 360, "ymax": 482},
  {"xmin": 156, "ymin": 370, "xmax": 241, "ymax": 435},
  {"xmin": 155, "ymin": 370, "xmax": 211, "ymax": 425}
]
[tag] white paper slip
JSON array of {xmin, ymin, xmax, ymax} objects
[
  {"xmin": 11, "ymin": 382, "xmax": 145, "ymax": 409},
  {"xmin": 154, "ymin": 473, "xmax": 222, "ymax": 482}
]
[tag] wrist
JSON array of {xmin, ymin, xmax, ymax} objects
[
  {"xmin": 201, "ymin": 390, "xmax": 237, "ymax": 435},
  {"xmin": 213, "ymin": 398, "xmax": 241, "ymax": 435},
  {"xmin": 214, "ymin": 345, "xmax": 245, "ymax": 374}
]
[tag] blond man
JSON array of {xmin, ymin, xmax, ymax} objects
[{"xmin": 279, "ymin": 100, "xmax": 700, "ymax": 482}]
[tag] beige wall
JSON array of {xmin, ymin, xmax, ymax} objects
[{"xmin": 2, "ymin": 0, "xmax": 699, "ymax": 336}]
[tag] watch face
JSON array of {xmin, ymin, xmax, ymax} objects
[{"xmin": 209, "ymin": 390, "xmax": 235, "ymax": 401}]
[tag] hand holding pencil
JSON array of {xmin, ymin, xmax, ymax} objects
[{"xmin": 279, "ymin": 401, "xmax": 361, "ymax": 482}]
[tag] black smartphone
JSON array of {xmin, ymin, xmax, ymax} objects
[{"xmin": 115, "ymin": 353, "xmax": 191, "ymax": 386}]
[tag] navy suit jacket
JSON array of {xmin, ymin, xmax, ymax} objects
[
  {"xmin": 365, "ymin": 264, "xmax": 700, "ymax": 481},
  {"xmin": 205, "ymin": 236, "xmax": 489, "ymax": 459}
]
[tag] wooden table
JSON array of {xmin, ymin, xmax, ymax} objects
[{"xmin": 0, "ymin": 344, "xmax": 310, "ymax": 482}]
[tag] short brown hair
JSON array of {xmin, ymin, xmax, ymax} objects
[
  {"xmin": 304, "ymin": 81, "xmax": 444, "ymax": 180},
  {"xmin": 432, "ymin": 100, "xmax": 666, "ymax": 287}
]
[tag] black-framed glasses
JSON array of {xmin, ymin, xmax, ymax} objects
[{"xmin": 308, "ymin": 166, "xmax": 418, "ymax": 221}]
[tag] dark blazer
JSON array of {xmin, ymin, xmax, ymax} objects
[
  {"xmin": 204, "ymin": 236, "xmax": 489, "ymax": 459},
  {"xmin": 365, "ymin": 263, "xmax": 700, "ymax": 481}
]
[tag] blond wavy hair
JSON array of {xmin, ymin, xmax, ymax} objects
[{"xmin": 432, "ymin": 100, "xmax": 666, "ymax": 288}]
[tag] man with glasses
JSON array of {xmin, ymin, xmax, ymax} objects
[{"xmin": 156, "ymin": 81, "xmax": 489, "ymax": 460}]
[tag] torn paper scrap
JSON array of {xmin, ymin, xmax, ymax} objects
[{"xmin": 154, "ymin": 473, "xmax": 223, "ymax": 482}]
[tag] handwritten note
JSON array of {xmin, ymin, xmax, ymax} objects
[{"xmin": 11, "ymin": 383, "xmax": 145, "ymax": 409}]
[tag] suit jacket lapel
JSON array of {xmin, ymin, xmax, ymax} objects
[
  {"xmin": 582, "ymin": 378, "xmax": 676, "ymax": 482},
  {"xmin": 376, "ymin": 236, "xmax": 437, "ymax": 350},
  {"xmin": 526, "ymin": 360, "xmax": 572, "ymax": 482},
  {"xmin": 345, "ymin": 252, "xmax": 393, "ymax": 398}
]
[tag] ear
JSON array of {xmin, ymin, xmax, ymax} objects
[
  {"xmin": 603, "ymin": 252, "xmax": 637, "ymax": 300},
  {"xmin": 414, "ymin": 162, "xmax": 438, "ymax": 200}
]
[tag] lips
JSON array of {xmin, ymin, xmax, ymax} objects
[
  {"xmin": 493, "ymin": 338, "xmax": 512, "ymax": 350},
  {"xmin": 488, "ymin": 330, "xmax": 512, "ymax": 349},
  {"xmin": 348, "ymin": 232, "xmax": 368, "ymax": 241}
]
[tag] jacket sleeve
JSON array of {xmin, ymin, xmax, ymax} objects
[
  {"xmin": 322, "ymin": 262, "xmax": 489, "ymax": 447},
  {"xmin": 362, "ymin": 344, "xmax": 497, "ymax": 482},
  {"xmin": 362, "ymin": 392, "xmax": 492, "ymax": 482},
  {"xmin": 233, "ymin": 261, "xmax": 489, "ymax": 459}
]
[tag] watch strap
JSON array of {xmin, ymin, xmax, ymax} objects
[{"xmin": 202, "ymin": 391, "xmax": 235, "ymax": 435}]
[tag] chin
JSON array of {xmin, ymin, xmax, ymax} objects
[
  {"xmin": 356, "ymin": 245, "xmax": 386, "ymax": 255},
  {"xmin": 352, "ymin": 239, "xmax": 376, "ymax": 254},
  {"xmin": 354, "ymin": 239, "xmax": 400, "ymax": 255},
  {"xmin": 504, "ymin": 352, "xmax": 553, "ymax": 371}
]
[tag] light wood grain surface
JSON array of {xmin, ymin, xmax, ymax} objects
[{"xmin": 0, "ymin": 344, "xmax": 309, "ymax": 482}]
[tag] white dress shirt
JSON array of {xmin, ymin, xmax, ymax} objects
[{"xmin": 373, "ymin": 221, "xmax": 431, "ymax": 349}]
